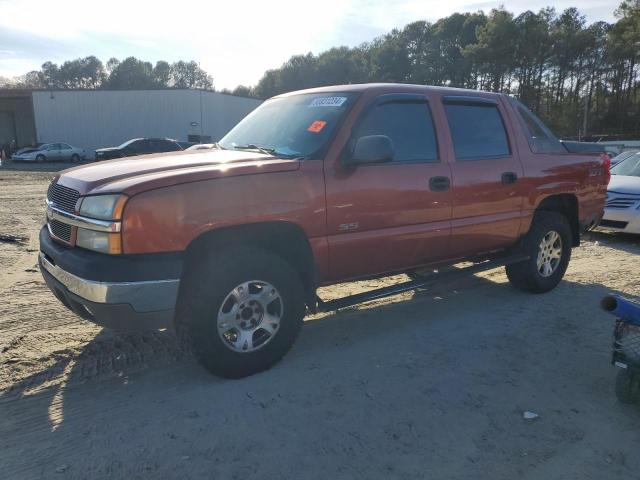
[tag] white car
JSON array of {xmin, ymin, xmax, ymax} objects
[
  {"xmin": 12, "ymin": 143, "xmax": 86, "ymax": 162},
  {"xmin": 611, "ymin": 150, "xmax": 639, "ymax": 167},
  {"xmin": 185, "ymin": 143, "xmax": 217, "ymax": 151},
  {"xmin": 600, "ymin": 155, "xmax": 640, "ymax": 234}
]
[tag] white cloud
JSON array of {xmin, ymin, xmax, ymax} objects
[{"xmin": 0, "ymin": 0, "xmax": 617, "ymax": 89}]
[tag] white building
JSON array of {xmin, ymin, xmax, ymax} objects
[{"xmin": 0, "ymin": 88, "xmax": 262, "ymax": 152}]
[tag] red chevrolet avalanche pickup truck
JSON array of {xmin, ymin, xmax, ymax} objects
[{"xmin": 40, "ymin": 84, "xmax": 608, "ymax": 377}]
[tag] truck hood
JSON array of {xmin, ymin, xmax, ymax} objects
[
  {"xmin": 55, "ymin": 149, "xmax": 301, "ymax": 196},
  {"xmin": 608, "ymin": 175, "xmax": 640, "ymax": 195}
]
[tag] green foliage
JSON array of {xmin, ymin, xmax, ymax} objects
[
  {"xmin": 10, "ymin": 56, "xmax": 215, "ymax": 92},
  {"xmin": 252, "ymin": 2, "xmax": 639, "ymax": 137}
]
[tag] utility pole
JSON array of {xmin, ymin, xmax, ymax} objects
[
  {"xmin": 199, "ymin": 62, "xmax": 204, "ymax": 144},
  {"xmin": 582, "ymin": 92, "xmax": 589, "ymax": 141}
]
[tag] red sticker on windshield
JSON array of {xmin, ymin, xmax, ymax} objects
[{"xmin": 307, "ymin": 120, "xmax": 327, "ymax": 133}]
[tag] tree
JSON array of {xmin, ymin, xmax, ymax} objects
[
  {"xmin": 231, "ymin": 85, "xmax": 253, "ymax": 97},
  {"xmin": 153, "ymin": 61, "xmax": 171, "ymax": 87},
  {"xmin": 105, "ymin": 57, "xmax": 155, "ymax": 89},
  {"xmin": 170, "ymin": 61, "xmax": 213, "ymax": 89}
]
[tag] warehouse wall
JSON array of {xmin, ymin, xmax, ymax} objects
[{"xmin": 32, "ymin": 90, "xmax": 262, "ymax": 152}]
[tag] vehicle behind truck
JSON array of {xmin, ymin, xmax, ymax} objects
[{"xmin": 39, "ymin": 83, "xmax": 609, "ymax": 378}]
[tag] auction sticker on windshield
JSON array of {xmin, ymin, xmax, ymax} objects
[
  {"xmin": 307, "ymin": 120, "xmax": 327, "ymax": 133},
  {"xmin": 309, "ymin": 97, "xmax": 347, "ymax": 107}
]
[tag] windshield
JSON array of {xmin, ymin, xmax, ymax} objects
[
  {"xmin": 611, "ymin": 154, "xmax": 640, "ymax": 177},
  {"xmin": 219, "ymin": 92, "xmax": 358, "ymax": 158},
  {"xmin": 117, "ymin": 138, "xmax": 141, "ymax": 149}
]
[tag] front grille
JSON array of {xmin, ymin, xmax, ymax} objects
[
  {"xmin": 605, "ymin": 198, "xmax": 639, "ymax": 209},
  {"xmin": 49, "ymin": 219, "xmax": 72, "ymax": 242},
  {"xmin": 47, "ymin": 182, "xmax": 80, "ymax": 213},
  {"xmin": 600, "ymin": 219, "xmax": 629, "ymax": 229}
]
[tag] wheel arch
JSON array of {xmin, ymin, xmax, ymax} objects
[
  {"xmin": 183, "ymin": 221, "xmax": 318, "ymax": 307},
  {"xmin": 535, "ymin": 194, "xmax": 580, "ymax": 246}
]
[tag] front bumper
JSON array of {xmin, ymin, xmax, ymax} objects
[
  {"xmin": 39, "ymin": 226, "xmax": 182, "ymax": 330},
  {"xmin": 600, "ymin": 208, "xmax": 640, "ymax": 234}
]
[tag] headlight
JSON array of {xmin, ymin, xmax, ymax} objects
[
  {"xmin": 76, "ymin": 228, "xmax": 122, "ymax": 254},
  {"xmin": 78, "ymin": 194, "xmax": 126, "ymax": 220}
]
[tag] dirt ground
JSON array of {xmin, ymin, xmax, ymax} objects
[{"xmin": 1, "ymin": 161, "xmax": 640, "ymax": 479}]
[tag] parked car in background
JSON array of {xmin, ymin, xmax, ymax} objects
[
  {"xmin": 177, "ymin": 141, "xmax": 197, "ymax": 150},
  {"xmin": 611, "ymin": 150, "xmax": 639, "ymax": 167},
  {"xmin": 12, "ymin": 143, "xmax": 86, "ymax": 163},
  {"xmin": 600, "ymin": 154, "xmax": 640, "ymax": 234},
  {"xmin": 94, "ymin": 138, "xmax": 182, "ymax": 160},
  {"xmin": 185, "ymin": 143, "xmax": 218, "ymax": 151}
]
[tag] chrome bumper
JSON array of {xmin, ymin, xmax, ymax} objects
[{"xmin": 39, "ymin": 252, "xmax": 180, "ymax": 313}]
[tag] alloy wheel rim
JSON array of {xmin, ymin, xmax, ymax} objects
[
  {"xmin": 216, "ymin": 280, "xmax": 283, "ymax": 353},
  {"xmin": 537, "ymin": 230, "xmax": 562, "ymax": 278}
]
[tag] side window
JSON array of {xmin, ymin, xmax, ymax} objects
[
  {"xmin": 444, "ymin": 100, "xmax": 510, "ymax": 160},
  {"xmin": 353, "ymin": 101, "xmax": 438, "ymax": 163},
  {"xmin": 130, "ymin": 140, "xmax": 148, "ymax": 153},
  {"xmin": 163, "ymin": 140, "xmax": 181, "ymax": 152},
  {"xmin": 510, "ymin": 98, "xmax": 565, "ymax": 154},
  {"xmin": 60, "ymin": 143, "xmax": 71, "ymax": 150}
]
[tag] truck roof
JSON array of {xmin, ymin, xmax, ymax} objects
[{"xmin": 274, "ymin": 83, "xmax": 506, "ymax": 100}]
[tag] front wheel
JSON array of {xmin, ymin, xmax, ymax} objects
[
  {"xmin": 70, "ymin": 153, "xmax": 80, "ymax": 163},
  {"xmin": 176, "ymin": 247, "xmax": 306, "ymax": 378},
  {"xmin": 35, "ymin": 154, "xmax": 45, "ymax": 163},
  {"xmin": 506, "ymin": 211, "xmax": 572, "ymax": 293}
]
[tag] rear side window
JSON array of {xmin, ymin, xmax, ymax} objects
[
  {"xmin": 354, "ymin": 101, "xmax": 438, "ymax": 162},
  {"xmin": 444, "ymin": 100, "xmax": 510, "ymax": 160},
  {"xmin": 127, "ymin": 140, "xmax": 147, "ymax": 152},
  {"xmin": 510, "ymin": 98, "xmax": 565, "ymax": 154}
]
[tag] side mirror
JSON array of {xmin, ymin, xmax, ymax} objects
[{"xmin": 347, "ymin": 135, "xmax": 394, "ymax": 165}]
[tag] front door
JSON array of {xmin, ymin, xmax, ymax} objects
[
  {"xmin": 47, "ymin": 143, "xmax": 62, "ymax": 161},
  {"xmin": 324, "ymin": 93, "xmax": 453, "ymax": 282},
  {"xmin": 440, "ymin": 95, "xmax": 526, "ymax": 257}
]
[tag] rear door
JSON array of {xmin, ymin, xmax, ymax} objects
[
  {"xmin": 442, "ymin": 95, "xmax": 525, "ymax": 257},
  {"xmin": 324, "ymin": 93, "xmax": 453, "ymax": 282},
  {"xmin": 59, "ymin": 143, "xmax": 73, "ymax": 160}
]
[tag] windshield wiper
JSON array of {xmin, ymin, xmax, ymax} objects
[{"xmin": 233, "ymin": 144, "xmax": 276, "ymax": 156}]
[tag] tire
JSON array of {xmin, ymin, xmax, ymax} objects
[
  {"xmin": 506, "ymin": 211, "xmax": 572, "ymax": 293},
  {"xmin": 176, "ymin": 247, "xmax": 306, "ymax": 378},
  {"xmin": 36, "ymin": 154, "xmax": 45, "ymax": 163},
  {"xmin": 615, "ymin": 369, "xmax": 640, "ymax": 404},
  {"xmin": 70, "ymin": 153, "xmax": 80, "ymax": 163}
]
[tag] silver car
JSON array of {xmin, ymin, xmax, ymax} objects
[
  {"xmin": 600, "ymin": 154, "xmax": 640, "ymax": 234},
  {"xmin": 12, "ymin": 143, "xmax": 86, "ymax": 163}
]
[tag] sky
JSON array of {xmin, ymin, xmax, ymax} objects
[{"xmin": 0, "ymin": 0, "xmax": 618, "ymax": 90}]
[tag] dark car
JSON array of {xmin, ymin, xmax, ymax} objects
[{"xmin": 95, "ymin": 138, "xmax": 182, "ymax": 160}]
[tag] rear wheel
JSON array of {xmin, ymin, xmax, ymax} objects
[
  {"xmin": 506, "ymin": 211, "xmax": 572, "ymax": 293},
  {"xmin": 176, "ymin": 247, "xmax": 306, "ymax": 378}
]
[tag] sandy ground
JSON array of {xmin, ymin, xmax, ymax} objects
[{"xmin": 1, "ymin": 161, "xmax": 640, "ymax": 479}]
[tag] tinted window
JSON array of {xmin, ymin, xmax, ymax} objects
[
  {"xmin": 444, "ymin": 102, "xmax": 510, "ymax": 160},
  {"xmin": 128, "ymin": 140, "xmax": 148, "ymax": 153},
  {"xmin": 354, "ymin": 101, "xmax": 438, "ymax": 162},
  {"xmin": 161, "ymin": 140, "xmax": 182, "ymax": 151},
  {"xmin": 510, "ymin": 98, "xmax": 565, "ymax": 154},
  {"xmin": 60, "ymin": 143, "xmax": 71, "ymax": 149}
]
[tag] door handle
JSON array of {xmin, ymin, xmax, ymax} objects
[
  {"xmin": 429, "ymin": 176, "xmax": 450, "ymax": 192},
  {"xmin": 501, "ymin": 172, "xmax": 518, "ymax": 185}
]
